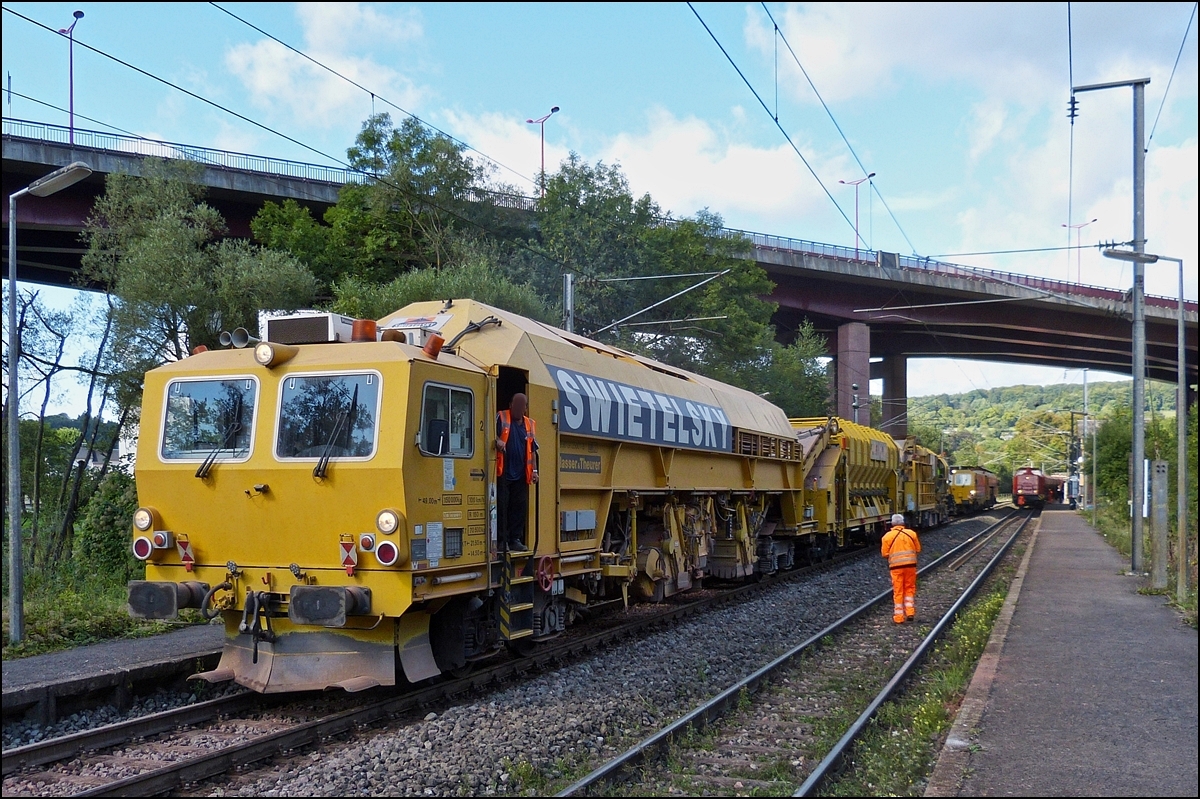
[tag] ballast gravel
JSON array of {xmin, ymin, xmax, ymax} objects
[
  {"xmin": 207, "ymin": 514, "xmax": 1002, "ymax": 797},
  {"xmin": 2, "ymin": 681, "xmax": 246, "ymax": 751}
]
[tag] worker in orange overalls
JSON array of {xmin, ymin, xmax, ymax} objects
[
  {"xmin": 881, "ymin": 513, "xmax": 921, "ymax": 623},
  {"xmin": 495, "ymin": 393, "xmax": 538, "ymax": 552}
]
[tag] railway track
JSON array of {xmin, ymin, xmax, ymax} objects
[
  {"xmin": 555, "ymin": 510, "xmax": 1033, "ymax": 797},
  {"xmin": 4, "ymin": 523, "xmax": 904, "ymax": 797}
]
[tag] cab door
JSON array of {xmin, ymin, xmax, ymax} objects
[{"xmin": 407, "ymin": 361, "xmax": 489, "ymax": 569}]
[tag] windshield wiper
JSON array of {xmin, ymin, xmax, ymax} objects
[
  {"xmin": 195, "ymin": 394, "xmax": 244, "ymax": 479},
  {"xmin": 313, "ymin": 383, "xmax": 358, "ymax": 479}
]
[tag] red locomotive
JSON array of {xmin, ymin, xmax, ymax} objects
[{"xmin": 1012, "ymin": 467, "xmax": 1063, "ymax": 508}]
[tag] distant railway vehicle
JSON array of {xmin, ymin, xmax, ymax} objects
[
  {"xmin": 125, "ymin": 301, "xmax": 985, "ymax": 694},
  {"xmin": 896, "ymin": 437, "xmax": 950, "ymax": 528},
  {"xmin": 948, "ymin": 466, "xmax": 999, "ymax": 515},
  {"xmin": 1013, "ymin": 467, "xmax": 1064, "ymax": 508}
]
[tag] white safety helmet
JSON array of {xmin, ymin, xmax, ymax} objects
[{"xmin": 891, "ymin": 514, "xmax": 906, "ymax": 526}]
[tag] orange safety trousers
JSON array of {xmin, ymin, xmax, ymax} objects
[{"xmin": 890, "ymin": 566, "xmax": 917, "ymax": 623}]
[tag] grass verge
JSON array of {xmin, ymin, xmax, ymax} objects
[{"xmin": 2, "ymin": 570, "xmax": 206, "ymax": 660}]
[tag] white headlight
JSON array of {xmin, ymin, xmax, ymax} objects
[
  {"xmin": 376, "ymin": 509, "xmax": 400, "ymax": 534},
  {"xmin": 133, "ymin": 507, "xmax": 154, "ymax": 531},
  {"xmin": 254, "ymin": 341, "xmax": 274, "ymax": 366}
]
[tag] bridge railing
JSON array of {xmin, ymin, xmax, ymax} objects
[
  {"xmin": 3, "ymin": 118, "xmax": 538, "ymax": 211},
  {"xmin": 722, "ymin": 225, "xmax": 1192, "ymax": 310},
  {"xmin": 4, "ymin": 119, "xmax": 1191, "ymax": 309}
]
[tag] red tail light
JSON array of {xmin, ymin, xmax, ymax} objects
[
  {"xmin": 376, "ymin": 540, "xmax": 399, "ymax": 566},
  {"xmin": 152, "ymin": 531, "xmax": 172, "ymax": 549},
  {"xmin": 132, "ymin": 536, "xmax": 153, "ymax": 560},
  {"xmin": 359, "ymin": 533, "xmax": 376, "ymax": 552}
]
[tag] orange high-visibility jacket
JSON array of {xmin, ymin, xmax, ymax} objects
[
  {"xmin": 496, "ymin": 410, "xmax": 537, "ymax": 484},
  {"xmin": 881, "ymin": 525, "xmax": 921, "ymax": 569}
]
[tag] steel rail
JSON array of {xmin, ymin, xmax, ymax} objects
[
  {"xmin": 794, "ymin": 511, "xmax": 1033, "ymax": 796},
  {"xmin": 947, "ymin": 513, "xmax": 1013, "ymax": 571},
  {"xmin": 4, "ymin": 536, "xmax": 875, "ymax": 783},
  {"xmin": 1, "ymin": 691, "xmax": 262, "ymax": 776},
  {"xmin": 555, "ymin": 509, "xmax": 1025, "ymax": 797},
  {"xmin": 60, "ymin": 524, "xmax": 904, "ymax": 796}
]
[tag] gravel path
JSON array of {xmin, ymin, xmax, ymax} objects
[{"xmin": 203, "ymin": 513, "xmax": 1005, "ymax": 797}]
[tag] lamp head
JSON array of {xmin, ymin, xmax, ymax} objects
[
  {"xmin": 550, "ymin": 106, "xmax": 560, "ymax": 113},
  {"xmin": 74, "ymin": 10, "xmax": 84, "ymax": 19},
  {"xmin": 1102, "ymin": 248, "xmax": 1158, "ymax": 264},
  {"xmin": 27, "ymin": 162, "xmax": 92, "ymax": 197},
  {"xmin": 867, "ymin": 171, "xmax": 876, "ymax": 178}
]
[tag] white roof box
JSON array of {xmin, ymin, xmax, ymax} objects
[{"xmin": 265, "ymin": 313, "xmax": 356, "ymax": 345}]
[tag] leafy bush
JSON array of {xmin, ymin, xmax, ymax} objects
[{"xmin": 72, "ymin": 469, "xmax": 141, "ymax": 581}]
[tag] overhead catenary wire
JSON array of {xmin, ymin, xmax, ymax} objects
[
  {"xmin": 686, "ymin": 2, "xmax": 857, "ymax": 236},
  {"xmin": 748, "ymin": 3, "xmax": 989, "ymax": 391},
  {"xmin": 1147, "ymin": 1, "xmax": 1197, "ymax": 148},
  {"xmin": 758, "ymin": 2, "xmax": 918, "ymax": 255},
  {"xmin": 1, "ymin": 6, "xmax": 591, "ymax": 281},
  {"xmin": 207, "ymin": 1, "xmax": 536, "ymax": 189}
]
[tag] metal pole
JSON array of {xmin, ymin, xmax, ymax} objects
[
  {"xmin": 563, "ymin": 272, "xmax": 575, "ymax": 334},
  {"xmin": 1131, "ymin": 80, "xmax": 1146, "ymax": 574},
  {"xmin": 1157, "ymin": 258, "xmax": 1189, "ymax": 602},
  {"xmin": 68, "ymin": 27, "xmax": 74, "ymax": 145},
  {"xmin": 854, "ymin": 183, "xmax": 860, "ymax": 259},
  {"xmin": 1084, "ymin": 368, "xmax": 1093, "ymax": 520},
  {"xmin": 1178, "ymin": 257, "xmax": 1188, "ymax": 604},
  {"xmin": 7, "ymin": 189, "xmax": 25, "ymax": 643},
  {"xmin": 539, "ymin": 120, "xmax": 545, "ymax": 197}
]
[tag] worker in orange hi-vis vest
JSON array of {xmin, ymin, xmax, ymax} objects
[
  {"xmin": 881, "ymin": 513, "xmax": 921, "ymax": 623},
  {"xmin": 495, "ymin": 393, "xmax": 538, "ymax": 552}
]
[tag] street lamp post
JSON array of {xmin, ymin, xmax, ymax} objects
[
  {"xmin": 1062, "ymin": 217, "xmax": 1097, "ymax": 284},
  {"xmin": 7, "ymin": 161, "xmax": 92, "ymax": 644},
  {"xmin": 59, "ymin": 10, "xmax": 84, "ymax": 145},
  {"xmin": 525, "ymin": 106, "xmax": 559, "ymax": 197},
  {"xmin": 1142, "ymin": 256, "xmax": 1188, "ymax": 604},
  {"xmin": 1103, "ymin": 245, "xmax": 1157, "ymax": 575},
  {"xmin": 839, "ymin": 172, "xmax": 875, "ymax": 260}
]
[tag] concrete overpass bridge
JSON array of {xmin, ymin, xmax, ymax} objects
[{"xmin": 5, "ymin": 119, "xmax": 1196, "ymax": 437}]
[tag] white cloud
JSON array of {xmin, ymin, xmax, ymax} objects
[
  {"xmin": 224, "ymin": 3, "xmax": 424, "ymax": 129},
  {"xmin": 443, "ymin": 106, "xmax": 859, "ymax": 230},
  {"xmin": 601, "ymin": 108, "xmax": 854, "ymax": 226},
  {"xmin": 967, "ymin": 100, "xmax": 1007, "ymax": 162},
  {"xmin": 294, "ymin": 2, "xmax": 422, "ymax": 53},
  {"xmin": 731, "ymin": 2, "xmax": 1197, "ymax": 302}
]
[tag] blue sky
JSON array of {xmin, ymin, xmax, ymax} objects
[{"xmin": 3, "ymin": 2, "xmax": 1197, "ymax": 404}]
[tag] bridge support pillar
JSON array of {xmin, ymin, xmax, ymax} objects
[
  {"xmin": 880, "ymin": 355, "xmax": 907, "ymax": 438},
  {"xmin": 836, "ymin": 322, "xmax": 871, "ymax": 423}
]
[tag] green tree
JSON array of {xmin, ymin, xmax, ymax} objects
[
  {"xmin": 81, "ymin": 158, "xmax": 318, "ymax": 382},
  {"xmin": 330, "ymin": 238, "xmax": 551, "ymax": 322}
]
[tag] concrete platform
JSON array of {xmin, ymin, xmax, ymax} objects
[
  {"xmin": 928, "ymin": 510, "xmax": 1198, "ymax": 797},
  {"xmin": 2, "ymin": 623, "xmax": 224, "ymax": 723}
]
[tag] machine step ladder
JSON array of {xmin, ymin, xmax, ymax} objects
[{"xmin": 499, "ymin": 548, "xmax": 535, "ymax": 641}]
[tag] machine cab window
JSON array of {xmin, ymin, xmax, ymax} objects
[
  {"xmin": 419, "ymin": 383, "xmax": 473, "ymax": 457},
  {"xmin": 953, "ymin": 472, "xmax": 974, "ymax": 486},
  {"xmin": 276, "ymin": 372, "xmax": 380, "ymax": 460},
  {"xmin": 161, "ymin": 377, "xmax": 257, "ymax": 461}
]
